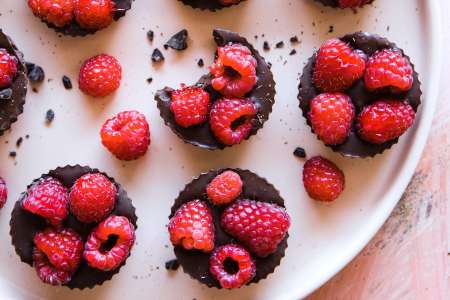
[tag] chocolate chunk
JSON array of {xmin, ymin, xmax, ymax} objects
[
  {"xmin": 146, "ymin": 77, "xmax": 153, "ymax": 84},
  {"xmin": 275, "ymin": 41, "xmax": 284, "ymax": 48},
  {"xmin": 151, "ymin": 48, "xmax": 164, "ymax": 63},
  {"xmin": 164, "ymin": 29, "xmax": 188, "ymax": 51},
  {"xmin": 197, "ymin": 58, "xmax": 204, "ymax": 67},
  {"xmin": 263, "ymin": 41, "xmax": 270, "ymax": 51},
  {"xmin": 0, "ymin": 88, "xmax": 12, "ymax": 100},
  {"xmin": 16, "ymin": 137, "xmax": 23, "ymax": 148},
  {"xmin": 147, "ymin": 30, "xmax": 154, "ymax": 42},
  {"xmin": 62, "ymin": 75, "xmax": 72, "ymax": 89},
  {"xmin": 289, "ymin": 49, "xmax": 297, "ymax": 56},
  {"xmin": 290, "ymin": 36, "xmax": 299, "ymax": 43},
  {"xmin": 26, "ymin": 63, "xmax": 45, "ymax": 83},
  {"xmin": 293, "ymin": 147, "xmax": 306, "ymax": 158},
  {"xmin": 165, "ymin": 259, "xmax": 180, "ymax": 271},
  {"xmin": 9, "ymin": 151, "xmax": 16, "ymax": 158},
  {"xmin": 45, "ymin": 109, "xmax": 55, "ymax": 124}
]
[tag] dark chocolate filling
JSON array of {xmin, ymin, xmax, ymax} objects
[
  {"xmin": 0, "ymin": 30, "xmax": 28, "ymax": 136},
  {"xmin": 155, "ymin": 29, "xmax": 275, "ymax": 150},
  {"xmin": 169, "ymin": 169, "xmax": 288, "ymax": 288},
  {"xmin": 38, "ymin": 0, "xmax": 132, "ymax": 37},
  {"xmin": 10, "ymin": 165, "xmax": 138, "ymax": 289},
  {"xmin": 178, "ymin": 0, "xmax": 245, "ymax": 11},
  {"xmin": 298, "ymin": 32, "xmax": 422, "ymax": 158},
  {"xmin": 314, "ymin": 0, "xmax": 375, "ymax": 8}
]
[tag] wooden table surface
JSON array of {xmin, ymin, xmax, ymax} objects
[{"xmin": 308, "ymin": 2, "xmax": 449, "ymax": 299}]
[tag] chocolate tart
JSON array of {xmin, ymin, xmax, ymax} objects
[
  {"xmin": 10, "ymin": 165, "xmax": 138, "ymax": 289},
  {"xmin": 169, "ymin": 169, "xmax": 288, "ymax": 288},
  {"xmin": 314, "ymin": 0, "xmax": 375, "ymax": 8},
  {"xmin": 298, "ymin": 32, "xmax": 422, "ymax": 158},
  {"xmin": 178, "ymin": 0, "xmax": 246, "ymax": 11},
  {"xmin": 33, "ymin": 0, "xmax": 132, "ymax": 37},
  {"xmin": 155, "ymin": 29, "xmax": 275, "ymax": 150},
  {"xmin": 0, "ymin": 30, "xmax": 27, "ymax": 136}
]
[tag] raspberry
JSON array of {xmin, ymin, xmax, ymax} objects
[
  {"xmin": 74, "ymin": 0, "xmax": 115, "ymax": 30},
  {"xmin": 168, "ymin": 200, "xmax": 215, "ymax": 252},
  {"xmin": 84, "ymin": 215, "xmax": 135, "ymax": 271},
  {"xmin": 364, "ymin": 49, "xmax": 413, "ymax": 93},
  {"xmin": 0, "ymin": 177, "xmax": 7, "ymax": 209},
  {"xmin": 33, "ymin": 228, "xmax": 83, "ymax": 273},
  {"xmin": 221, "ymin": 199, "xmax": 290, "ymax": 257},
  {"xmin": 309, "ymin": 93, "xmax": 355, "ymax": 145},
  {"xmin": 303, "ymin": 156, "xmax": 345, "ymax": 202},
  {"xmin": 69, "ymin": 173, "xmax": 117, "ymax": 223},
  {"xmin": 209, "ymin": 98, "xmax": 257, "ymax": 146},
  {"xmin": 0, "ymin": 48, "xmax": 18, "ymax": 89},
  {"xmin": 357, "ymin": 99, "xmax": 415, "ymax": 144},
  {"xmin": 22, "ymin": 177, "xmax": 69, "ymax": 227},
  {"xmin": 210, "ymin": 44, "xmax": 257, "ymax": 97},
  {"xmin": 100, "ymin": 110, "xmax": 151, "ymax": 161},
  {"xmin": 33, "ymin": 247, "xmax": 72, "ymax": 285},
  {"xmin": 206, "ymin": 170, "xmax": 242, "ymax": 205},
  {"xmin": 27, "ymin": 0, "xmax": 74, "ymax": 28},
  {"xmin": 78, "ymin": 54, "xmax": 122, "ymax": 97},
  {"xmin": 338, "ymin": 0, "xmax": 371, "ymax": 8},
  {"xmin": 170, "ymin": 85, "xmax": 210, "ymax": 128},
  {"xmin": 313, "ymin": 38, "xmax": 366, "ymax": 92},
  {"xmin": 209, "ymin": 244, "xmax": 256, "ymax": 289}
]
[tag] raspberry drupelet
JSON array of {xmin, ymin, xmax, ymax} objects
[
  {"xmin": 100, "ymin": 110, "xmax": 151, "ymax": 161},
  {"xmin": 74, "ymin": 0, "xmax": 115, "ymax": 30},
  {"xmin": 210, "ymin": 44, "xmax": 257, "ymax": 97},
  {"xmin": 209, "ymin": 244, "xmax": 256, "ymax": 289},
  {"xmin": 0, "ymin": 177, "xmax": 7, "ymax": 209},
  {"xmin": 28, "ymin": 0, "xmax": 75, "ymax": 28},
  {"xmin": 84, "ymin": 215, "xmax": 135, "ymax": 271},
  {"xmin": 170, "ymin": 85, "xmax": 210, "ymax": 128},
  {"xmin": 206, "ymin": 170, "xmax": 242, "ymax": 205},
  {"xmin": 0, "ymin": 48, "xmax": 18, "ymax": 89},
  {"xmin": 79, "ymin": 54, "xmax": 122, "ymax": 97}
]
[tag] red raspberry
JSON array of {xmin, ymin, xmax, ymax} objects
[
  {"xmin": 313, "ymin": 38, "xmax": 366, "ymax": 92},
  {"xmin": 74, "ymin": 0, "xmax": 115, "ymax": 30},
  {"xmin": 79, "ymin": 54, "xmax": 122, "ymax": 97},
  {"xmin": 209, "ymin": 244, "xmax": 256, "ymax": 289},
  {"xmin": 168, "ymin": 200, "xmax": 215, "ymax": 252},
  {"xmin": 84, "ymin": 215, "xmax": 135, "ymax": 271},
  {"xmin": 221, "ymin": 199, "xmax": 290, "ymax": 257},
  {"xmin": 338, "ymin": 0, "xmax": 371, "ymax": 8},
  {"xmin": 0, "ymin": 177, "xmax": 7, "ymax": 209},
  {"xmin": 309, "ymin": 93, "xmax": 355, "ymax": 145},
  {"xmin": 100, "ymin": 110, "xmax": 151, "ymax": 161},
  {"xmin": 206, "ymin": 170, "xmax": 242, "ymax": 205},
  {"xmin": 209, "ymin": 98, "xmax": 257, "ymax": 146},
  {"xmin": 210, "ymin": 44, "xmax": 257, "ymax": 97},
  {"xmin": 27, "ymin": 0, "xmax": 74, "ymax": 28},
  {"xmin": 0, "ymin": 49, "xmax": 18, "ymax": 89},
  {"xmin": 364, "ymin": 49, "xmax": 413, "ymax": 93},
  {"xmin": 357, "ymin": 99, "xmax": 415, "ymax": 144},
  {"xmin": 69, "ymin": 173, "xmax": 117, "ymax": 223},
  {"xmin": 303, "ymin": 156, "xmax": 345, "ymax": 202},
  {"xmin": 170, "ymin": 85, "xmax": 210, "ymax": 128},
  {"xmin": 33, "ymin": 227, "xmax": 83, "ymax": 273},
  {"xmin": 33, "ymin": 247, "xmax": 72, "ymax": 285},
  {"xmin": 22, "ymin": 177, "xmax": 69, "ymax": 227}
]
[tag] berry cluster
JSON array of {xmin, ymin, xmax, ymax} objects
[
  {"xmin": 22, "ymin": 173, "xmax": 135, "ymax": 285},
  {"xmin": 28, "ymin": 0, "xmax": 115, "ymax": 30},
  {"xmin": 168, "ymin": 170, "xmax": 290, "ymax": 289},
  {"xmin": 0, "ymin": 48, "xmax": 18, "ymax": 90},
  {"xmin": 310, "ymin": 38, "xmax": 416, "ymax": 145},
  {"xmin": 169, "ymin": 43, "xmax": 259, "ymax": 146}
]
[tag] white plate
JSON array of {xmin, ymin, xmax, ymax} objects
[{"xmin": 0, "ymin": 0, "xmax": 441, "ymax": 299}]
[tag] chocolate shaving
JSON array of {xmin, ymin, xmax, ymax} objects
[
  {"xmin": 164, "ymin": 29, "xmax": 188, "ymax": 51},
  {"xmin": 25, "ymin": 62, "xmax": 45, "ymax": 83},
  {"xmin": 62, "ymin": 75, "xmax": 72, "ymax": 89},
  {"xmin": 151, "ymin": 48, "xmax": 165, "ymax": 63}
]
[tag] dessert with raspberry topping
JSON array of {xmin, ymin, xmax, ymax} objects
[
  {"xmin": 27, "ymin": 0, "xmax": 133, "ymax": 36},
  {"xmin": 10, "ymin": 165, "xmax": 137, "ymax": 288},
  {"xmin": 0, "ymin": 30, "xmax": 28, "ymax": 136},
  {"xmin": 155, "ymin": 29, "xmax": 275, "ymax": 149},
  {"xmin": 168, "ymin": 168, "xmax": 290, "ymax": 288},
  {"xmin": 299, "ymin": 32, "xmax": 421, "ymax": 157},
  {"xmin": 314, "ymin": 0, "xmax": 375, "ymax": 8},
  {"xmin": 178, "ymin": 0, "xmax": 245, "ymax": 11}
]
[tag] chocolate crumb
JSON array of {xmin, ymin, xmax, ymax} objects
[
  {"xmin": 328, "ymin": 26, "xmax": 334, "ymax": 33},
  {"xmin": 0, "ymin": 88, "xmax": 12, "ymax": 100},
  {"xmin": 293, "ymin": 147, "xmax": 306, "ymax": 158},
  {"xmin": 197, "ymin": 58, "xmax": 204, "ymax": 67},
  {"xmin": 151, "ymin": 48, "xmax": 165, "ymax": 63},
  {"xmin": 275, "ymin": 41, "xmax": 284, "ymax": 48},
  {"xmin": 146, "ymin": 77, "xmax": 153, "ymax": 84},
  {"xmin": 164, "ymin": 29, "xmax": 188, "ymax": 51},
  {"xmin": 289, "ymin": 49, "xmax": 297, "ymax": 56},
  {"xmin": 165, "ymin": 259, "xmax": 179, "ymax": 271},
  {"xmin": 45, "ymin": 109, "xmax": 55, "ymax": 124},
  {"xmin": 290, "ymin": 36, "xmax": 299, "ymax": 44},
  {"xmin": 16, "ymin": 137, "xmax": 23, "ymax": 148},
  {"xmin": 263, "ymin": 41, "xmax": 270, "ymax": 51},
  {"xmin": 25, "ymin": 62, "xmax": 45, "ymax": 83},
  {"xmin": 25, "ymin": 134, "xmax": 30, "ymax": 139},
  {"xmin": 147, "ymin": 30, "xmax": 154, "ymax": 42},
  {"xmin": 32, "ymin": 87, "xmax": 38, "ymax": 93},
  {"xmin": 9, "ymin": 151, "xmax": 16, "ymax": 158},
  {"xmin": 62, "ymin": 75, "xmax": 72, "ymax": 89}
]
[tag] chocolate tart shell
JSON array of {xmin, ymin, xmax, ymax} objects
[
  {"xmin": 0, "ymin": 30, "xmax": 28, "ymax": 136},
  {"xmin": 155, "ymin": 29, "xmax": 276, "ymax": 150},
  {"xmin": 314, "ymin": 0, "xmax": 375, "ymax": 8},
  {"xmin": 10, "ymin": 165, "xmax": 138, "ymax": 289},
  {"xmin": 169, "ymin": 169, "xmax": 288, "ymax": 288},
  {"xmin": 36, "ymin": 0, "xmax": 132, "ymax": 37},
  {"xmin": 298, "ymin": 31, "xmax": 422, "ymax": 158},
  {"xmin": 178, "ymin": 0, "xmax": 246, "ymax": 11}
]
